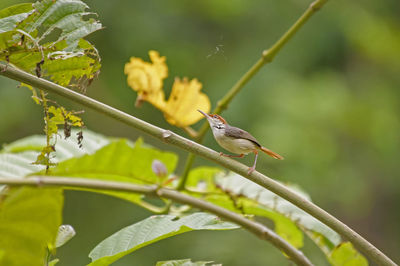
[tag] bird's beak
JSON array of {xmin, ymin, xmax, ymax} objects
[{"xmin": 198, "ymin": 109, "xmax": 211, "ymax": 120}]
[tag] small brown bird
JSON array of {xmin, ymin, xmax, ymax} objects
[{"xmin": 199, "ymin": 110, "xmax": 283, "ymax": 174}]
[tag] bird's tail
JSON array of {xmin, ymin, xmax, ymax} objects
[{"xmin": 260, "ymin": 146, "xmax": 284, "ymax": 160}]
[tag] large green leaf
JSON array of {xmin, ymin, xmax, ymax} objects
[
  {"xmin": 184, "ymin": 169, "xmax": 368, "ymax": 265},
  {"xmin": 184, "ymin": 168, "xmax": 305, "ymax": 249},
  {"xmin": 88, "ymin": 213, "xmax": 239, "ymax": 266},
  {"xmin": 218, "ymin": 173, "xmax": 341, "ymax": 246},
  {"xmin": 2, "ymin": 129, "xmax": 110, "ymax": 158},
  {"xmin": 0, "ymin": 131, "xmax": 177, "ymax": 207},
  {"xmin": 48, "ymin": 139, "xmax": 177, "ymax": 184},
  {"xmin": 45, "ymin": 138, "xmax": 178, "ymax": 205},
  {"xmin": 0, "ymin": 130, "xmax": 110, "ymax": 178},
  {"xmin": 0, "ymin": 151, "xmax": 42, "ymax": 178},
  {"xmin": 0, "ymin": 0, "xmax": 102, "ymax": 88},
  {"xmin": 0, "ymin": 187, "xmax": 63, "ymax": 266}
]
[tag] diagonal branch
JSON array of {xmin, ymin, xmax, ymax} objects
[
  {"xmin": 0, "ymin": 63, "xmax": 396, "ymax": 266},
  {"xmin": 178, "ymin": 0, "xmax": 329, "ymax": 189},
  {"xmin": 0, "ymin": 176, "xmax": 313, "ymax": 266}
]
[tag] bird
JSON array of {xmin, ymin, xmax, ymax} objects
[{"xmin": 198, "ymin": 110, "xmax": 283, "ymax": 174}]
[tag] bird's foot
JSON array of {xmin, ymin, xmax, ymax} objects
[{"xmin": 247, "ymin": 166, "xmax": 256, "ymax": 175}]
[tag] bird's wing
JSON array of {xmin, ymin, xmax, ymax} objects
[{"xmin": 225, "ymin": 126, "xmax": 261, "ymax": 147}]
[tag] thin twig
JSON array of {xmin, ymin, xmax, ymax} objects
[
  {"xmin": 0, "ymin": 64, "xmax": 396, "ymax": 266},
  {"xmin": 0, "ymin": 176, "xmax": 313, "ymax": 266}
]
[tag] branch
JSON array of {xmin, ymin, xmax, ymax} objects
[
  {"xmin": 0, "ymin": 64, "xmax": 396, "ymax": 266},
  {"xmin": 178, "ymin": 0, "xmax": 329, "ymax": 189},
  {"xmin": 0, "ymin": 176, "xmax": 313, "ymax": 266}
]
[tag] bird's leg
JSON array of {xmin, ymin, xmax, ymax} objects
[
  {"xmin": 248, "ymin": 150, "xmax": 258, "ymax": 174},
  {"xmin": 219, "ymin": 152, "xmax": 244, "ymax": 158}
]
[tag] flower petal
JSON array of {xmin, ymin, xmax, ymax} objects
[
  {"xmin": 124, "ymin": 50, "xmax": 167, "ymax": 108},
  {"xmin": 163, "ymin": 78, "xmax": 211, "ymax": 127}
]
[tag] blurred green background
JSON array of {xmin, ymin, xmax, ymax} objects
[{"xmin": 1, "ymin": 0, "xmax": 399, "ymax": 265}]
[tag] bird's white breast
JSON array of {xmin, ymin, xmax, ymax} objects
[{"xmin": 212, "ymin": 129, "xmax": 256, "ymax": 154}]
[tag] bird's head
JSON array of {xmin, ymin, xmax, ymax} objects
[{"xmin": 198, "ymin": 110, "xmax": 227, "ymax": 131}]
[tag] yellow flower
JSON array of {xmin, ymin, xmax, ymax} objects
[
  {"xmin": 124, "ymin": 51, "xmax": 211, "ymax": 129},
  {"xmin": 164, "ymin": 78, "xmax": 211, "ymax": 127},
  {"xmin": 124, "ymin": 50, "xmax": 167, "ymax": 109}
]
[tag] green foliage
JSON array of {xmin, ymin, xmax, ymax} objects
[
  {"xmin": 0, "ymin": 150, "xmax": 42, "ymax": 178},
  {"xmin": 0, "ymin": 0, "xmax": 396, "ymax": 264},
  {"xmin": 0, "ymin": 0, "xmax": 102, "ymax": 173},
  {"xmin": 88, "ymin": 212, "xmax": 238, "ymax": 266},
  {"xmin": 0, "ymin": 4, "xmax": 33, "ymax": 33},
  {"xmin": 0, "ymin": 187, "xmax": 63, "ymax": 266},
  {"xmin": 156, "ymin": 259, "xmax": 218, "ymax": 266},
  {"xmin": 45, "ymin": 138, "xmax": 178, "ymax": 208},
  {"xmin": 0, "ymin": 132, "xmax": 370, "ymax": 265},
  {"xmin": 184, "ymin": 169, "xmax": 368, "ymax": 264},
  {"xmin": 184, "ymin": 168, "xmax": 307, "ymax": 248},
  {"xmin": 219, "ymin": 173, "xmax": 340, "ymax": 245},
  {"xmin": 30, "ymin": 104, "xmax": 85, "ymax": 169},
  {"xmin": 2, "ymin": 131, "xmax": 178, "ymax": 209},
  {"xmin": 46, "ymin": 138, "xmax": 178, "ymax": 185},
  {"xmin": 0, "ymin": 0, "xmax": 102, "ymax": 87},
  {"xmin": 1, "ymin": 129, "xmax": 110, "ymax": 158},
  {"xmin": 0, "ymin": 129, "xmax": 110, "ymax": 180},
  {"xmin": 329, "ymin": 242, "xmax": 368, "ymax": 266},
  {"xmin": 46, "ymin": 106, "xmax": 83, "ymax": 135}
]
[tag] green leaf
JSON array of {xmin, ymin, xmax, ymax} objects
[
  {"xmin": 185, "ymin": 166, "xmax": 223, "ymax": 193},
  {"xmin": 0, "ymin": 4, "xmax": 33, "ymax": 20},
  {"xmin": 0, "ymin": 3, "xmax": 33, "ymax": 50},
  {"xmin": 0, "ymin": 0, "xmax": 102, "ymax": 88},
  {"xmin": 0, "ymin": 130, "xmax": 110, "ymax": 179},
  {"xmin": 2, "ymin": 129, "xmax": 110, "ymax": 158},
  {"xmin": 185, "ymin": 166, "xmax": 304, "ymax": 247},
  {"xmin": 0, "ymin": 187, "xmax": 63, "ymax": 266},
  {"xmin": 46, "ymin": 139, "xmax": 178, "ymax": 205},
  {"xmin": 185, "ymin": 169, "xmax": 304, "ymax": 249},
  {"xmin": 243, "ymin": 204, "xmax": 304, "ymax": 248},
  {"xmin": 156, "ymin": 259, "xmax": 218, "ymax": 266},
  {"xmin": 0, "ymin": 7, "xmax": 33, "ymax": 33},
  {"xmin": 0, "ymin": 132, "xmax": 176, "ymax": 206},
  {"xmin": 329, "ymin": 242, "xmax": 368, "ymax": 266},
  {"xmin": 88, "ymin": 213, "xmax": 239, "ymax": 266},
  {"xmin": 184, "ymin": 169, "xmax": 366, "ymax": 261},
  {"xmin": 217, "ymin": 173, "xmax": 341, "ymax": 244},
  {"xmin": 0, "ymin": 151, "xmax": 43, "ymax": 178},
  {"xmin": 49, "ymin": 138, "xmax": 178, "ymax": 183},
  {"xmin": 31, "ymin": 0, "xmax": 97, "ymax": 43},
  {"xmin": 42, "ymin": 40, "xmax": 101, "ymax": 86}
]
